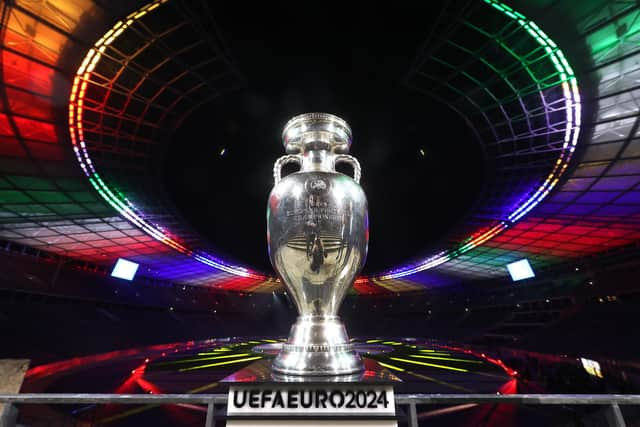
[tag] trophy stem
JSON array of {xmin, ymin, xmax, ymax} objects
[{"xmin": 272, "ymin": 315, "xmax": 363, "ymax": 376}]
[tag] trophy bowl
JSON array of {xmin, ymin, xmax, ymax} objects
[{"xmin": 267, "ymin": 113, "xmax": 368, "ymax": 376}]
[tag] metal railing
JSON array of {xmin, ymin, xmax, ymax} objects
[{"xmin": 2, "ymin": 393, "xmax": 639, "ymax": 426}]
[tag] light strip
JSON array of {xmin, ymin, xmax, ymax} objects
[
  {"xmin": 154, "ymin": 352, "xmax": 253, "ymax": 366},
  {"xmin": 68, "ymin": 0, "xmax": 264, "ymax": 280},
  {"xmin": 389, "ymin": 357, "xmax": 469, "ymax": 372},
  {"xmin": 378, "ymin": 0, "xmax": 581, "ymax": 280},
  {"xmin": 435, "ymin": 344, "xmax": 518, "ymax": 376},
  {"xmin": 377, "ymin": 361, "xmax": 405, "ymax": 372},
  {"xmin": 178, "ymin": 356, "xmax": 263, "ymax": 372},
  {"xmin": 409, "ymin": 354, "xmax": 483, "ymax": 364},
  {"xmin": 197, "ymin": 347, "xmax": 233, "ymax": 354}
]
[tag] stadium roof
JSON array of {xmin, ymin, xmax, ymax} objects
[{"xmin": 0, "ymin": 0, "xmax": 638, "ymax": 293}]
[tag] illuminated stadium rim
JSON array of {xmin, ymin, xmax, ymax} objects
[
  {"xmin": 376, "ymin": 0, "xmax": 582, "ymax": 280},
  {"xmin": 67, "ymin": 0, "xmax": 263, "ymax": 279},
  {"xmin": 68, "ymin": 0, "xmax": 580, "ymax": 282}
]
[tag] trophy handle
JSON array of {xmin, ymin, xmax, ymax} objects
[
  {"xmin": 273, "ymin": 154, "xmax": 302, "ymax": 185},
  {"xmin": 334, "ymin": 154, "xmax": 361, "ymax": 184}
]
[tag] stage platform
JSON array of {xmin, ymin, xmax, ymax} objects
[
  {"xmin": 16, "ymin": 336, "xmax": 640, "ymax": 425},
  {"xmin": 15, "ymin": 337, "xmax": 523, "ymax": 425}
]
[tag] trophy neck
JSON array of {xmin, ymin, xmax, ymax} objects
[
  {"xmin": 282, "ymin": 113, "xmax": 352, "ymax": 154},
  {"xmin": 300, "ymin": 148, "xmax": 335, "ymax": 173}
]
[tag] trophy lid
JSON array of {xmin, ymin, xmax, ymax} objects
[{"xmin": 282, "ymin": 113, "xmax": 352, "ymax": 154}]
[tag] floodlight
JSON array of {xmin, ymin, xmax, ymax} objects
[
  {"xmin": 506, "ymin": 258, "xmax": 535, "ymax": 281},
  {"xmin": 111, "ymin": 258, "xmax": 139, "ymax": 281}
]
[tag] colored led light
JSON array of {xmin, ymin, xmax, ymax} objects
[
  {"xmin": 435, "ymin": 344, "xmax": 518, "ymax": 376},
  {"xmin": 389, "ymin": 357, "xmax": 469, "ymax": 372},
  {"xmin": 68, "ymin": 0, "xmax": 264, "ymax": 280},
  {"xmin": 67, "ymin": 0, "xmax": 581, "ymax": 290},
  {"xmin": 377, "ymin": 361, "xmax": 405, "ymax": 372},
  {"xmin": 408, "ymin": 354, "xmax": 483, "ymax": 364},
  {"xmin": 155, "ymin": 352, "xmax": 254, "ymax": 366},
  {"xmin": 178, "ymin": 355, "xmax": 263, "ymax": 372},
  {"xmin": 378, "ymin": 0, "xmax": 581, "ymax": 281}
]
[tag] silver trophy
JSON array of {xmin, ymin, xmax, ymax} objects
[{"xmin": 267, "ymin": 113, "xmax": 368, "ymax": 376}]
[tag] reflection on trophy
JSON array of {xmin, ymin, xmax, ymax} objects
[{"xmin": 267, "ymin": 113, "xmax": 369, "ymax": 376}]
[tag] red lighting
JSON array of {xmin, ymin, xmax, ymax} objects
[{"xmin": 435, "ymin": 344, "xmax": 518, "ymax": 377}]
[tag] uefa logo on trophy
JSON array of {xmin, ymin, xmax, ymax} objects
[{"xmin": 267, "ymin": 113, "xmax": 368, "ymax": 376}]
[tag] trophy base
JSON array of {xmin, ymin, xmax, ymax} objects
[{"xmin": 272, "ymin": 315, "xmax": 364, "ymax": 376}]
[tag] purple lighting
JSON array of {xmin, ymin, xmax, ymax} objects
[{"xmin": 378, "ymin": 0, "xmax": 582, "ymax": 281}]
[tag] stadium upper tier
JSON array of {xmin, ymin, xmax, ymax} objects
[{"xmin": 0, "ymin": 0, "xmax": 638, "ymax": 293}]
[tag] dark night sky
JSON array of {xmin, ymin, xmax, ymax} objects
[{"xmin": 164, "ymin": 1, "xmax": 484, "ymax": 274}]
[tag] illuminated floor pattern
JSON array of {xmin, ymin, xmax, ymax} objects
[{"xmin": 18, "ymin": 337, "xmax": 516, "ymax": 426}]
